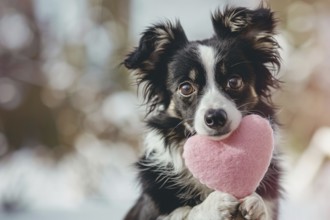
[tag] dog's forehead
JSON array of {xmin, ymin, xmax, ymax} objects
[
  {"xmin": 169, "ymin": 42, "xmax": 225, "ymax": 78},
  {"xmin": 190, "ymin": 41, "xmax": 247, "ymax": 67}
]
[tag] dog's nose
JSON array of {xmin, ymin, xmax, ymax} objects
[{"xmin": 204, "ymin": 109, "xmax": 227, "ymax": 128}]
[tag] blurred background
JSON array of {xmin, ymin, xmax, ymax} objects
[{"xmin": 0, "ymin": 0, "xmax": 329, "ymax": 219}]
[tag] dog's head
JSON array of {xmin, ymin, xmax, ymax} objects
[{"xmin": 124, "ymin": 7, "xmax": 280, "ymax": 140}]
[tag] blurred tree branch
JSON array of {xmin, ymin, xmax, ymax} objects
[
  {"xmin": 0, "ymin": 0, "xmax": 134, "ymax": 158},
  {"xmin": 0, "ymin": 0, "xmax": 60, "ymax": 155}
]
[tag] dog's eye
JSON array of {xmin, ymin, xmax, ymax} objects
[
  {"xmin": 227, "ymin": 75, "xmax": 243, "ymax": 90},
  {"xmin": 179, "ymin": 82, "xmax": 195, "ymax": 97}
]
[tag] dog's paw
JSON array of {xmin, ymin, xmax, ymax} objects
[
  {"xmin": 189, "ymin": 191, "xmax": 239, "ymax": 220},
  {"xmin": 208, "ymin": 191, "xmax": 240, "ymax": 219},
  {"xmin": 238, "ymin": 193, "xmax": 267, "ymax": 220}
]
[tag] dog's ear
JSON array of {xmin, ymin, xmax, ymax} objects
[
  {"xmin": 212, "ymin": 7, "xmax": 280, "ymax": 99},
  {"xmin": 124, "ymin": 21, "xmax": 188, "ymax": 113},
  {"xmin": 124, "ymin": 21, "xmax": 188, "ymax": 70},
  {"xmin": 212, "ymin": 7, "xmax": 279, "ymax": 65}
]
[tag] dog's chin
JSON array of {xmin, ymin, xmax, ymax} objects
[
  {"xmin": 195, "ymin": 121, "xmax": 241, "ymax": 141},
  {"xmin": 208, "ymin": 131, "xmax": 233, "ymax": 141}
]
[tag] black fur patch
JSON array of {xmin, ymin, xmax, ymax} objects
[
  {"xmin": 211, "ymin": 7, "xmax": 281, "ymax": 100},
  {"xmin": 136, "ymin": 156, "xmax": 203, "ymax": 214},
  {"xmin": 124, "ymin": 21, "xmax": 188, "ymax": 113}
]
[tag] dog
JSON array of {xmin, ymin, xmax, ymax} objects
[{"xmin": 123, "ymin": 6, "xmax": 282, "ymax": 220}]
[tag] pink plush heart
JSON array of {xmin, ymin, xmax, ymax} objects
[{"xmin": 183, "ymin": 114, "xmax": 274, "ymax": 199}]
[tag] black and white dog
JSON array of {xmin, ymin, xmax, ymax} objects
[{"xmin": 124, "ymin": 6, "xmax": 282, "ymax": 220}]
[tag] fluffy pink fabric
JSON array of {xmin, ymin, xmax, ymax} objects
[{"xmin": 183, "ymin": 114, "xmax": 274, "ymax": 199}]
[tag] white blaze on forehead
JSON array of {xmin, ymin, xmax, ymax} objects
[
  {"xmin": 198, "ymin": 45, "xmax": 217, "ymax": 89},
  {"xmin": 197, "ymin": 44, "xmax": 224, "ymax": 109}
]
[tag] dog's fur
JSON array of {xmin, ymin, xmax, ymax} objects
[{"xmin": 124, "ymin": 6, "xmax": 282, "ymax": 220}]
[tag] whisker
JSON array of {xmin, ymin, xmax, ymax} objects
[
  {"xmin": 237, "ymin": 102, "xmax": 254, "ymax": 109},
  {"xmin": 230, "ymin": 60, "xmax": 252, "ymax": 68},
  {"xmin": 237, "ymin": 101, "xmax": 259, "ymax": 110},
  {"xmin": 240, "ymin": 109, "xmax": 268, "ymax": 118},
  {"xmin": 169, "ymin": 117, "xmax": 196, "ymax": 138}
]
